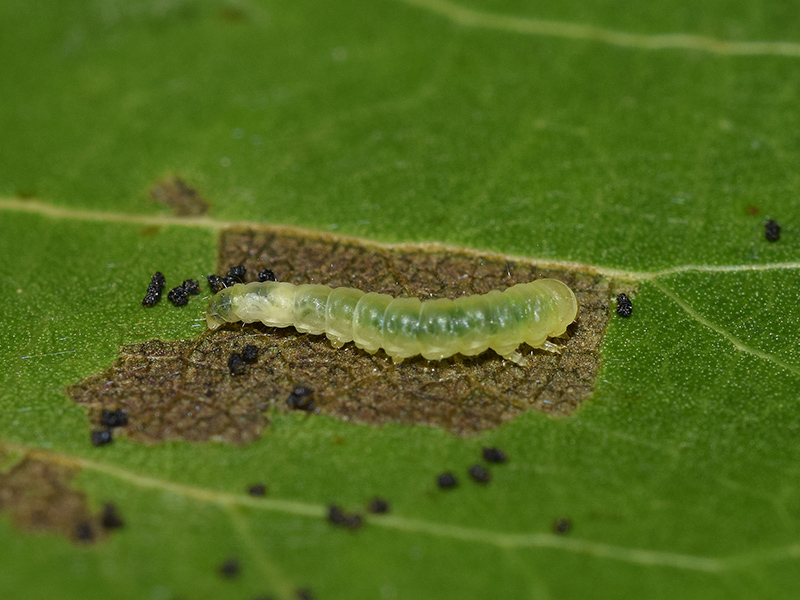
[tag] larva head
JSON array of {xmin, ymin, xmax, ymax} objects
[
  {"xmin": 206, "ymin": 287, "xmax": 235, "ymax": 329},
  {"xmin": 539, "ymin": 279, "xmax": 579, "ymax": 335}
]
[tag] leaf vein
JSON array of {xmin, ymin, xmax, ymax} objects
[
  {"xmin": 652, "ymin": 279, "xmax": 800, "ymax": 376},
  {"xmin": 396, "ymin": 0, "xmax": 800, "ymax": 58},
  {"xmin": 3, "ymin": 198, "xmax": 799, "ymax": 280},
  {"xmin": 6, "ymin": 442, "xmax": 730, "ymax": 573}
]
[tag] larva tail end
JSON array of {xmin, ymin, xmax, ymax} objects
[{"xmin": 539, "ymin": 279, "xmax": 579, "ymax": 331}]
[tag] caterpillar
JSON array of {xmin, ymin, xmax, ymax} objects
[{"xmin": 206, "ymin": 279, "xmax": 578, "ymax": 365}]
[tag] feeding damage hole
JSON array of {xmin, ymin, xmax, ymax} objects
[
  {"xmin": 0, "ymin": 448, "xmax": 122, "ymax": 544},
  {"xmin": 66, "ymin": 228, "xmax": 619, "ymax": 444},
  {"xmin": 150, "ymin": 175, "xmax": 210, "ymax": 217}
]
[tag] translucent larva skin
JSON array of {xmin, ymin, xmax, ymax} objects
[{"xmin": 206, "ymin": 279, "xmax": 578, "ymax": 364}]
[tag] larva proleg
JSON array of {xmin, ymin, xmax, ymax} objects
[{"xmin": 206, "ymin": 279, "xmax": 578, "ymax": 364}]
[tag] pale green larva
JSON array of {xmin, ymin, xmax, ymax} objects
[{"xmin": 206, "ymin": 279, "xmax": 578, "ymax": 365}]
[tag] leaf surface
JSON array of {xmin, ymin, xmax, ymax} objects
[{"xmin": 1, "ymin": 0, "xmax": 799, "ymax": 598}]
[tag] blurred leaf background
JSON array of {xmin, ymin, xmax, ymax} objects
[{"xmin": 1, "ymin": 0, "xmax": 800, "ymax": 598}]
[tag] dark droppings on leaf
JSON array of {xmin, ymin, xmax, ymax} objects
[
  {"xmin": 228, "ymin": 353, "xmax": 247, "ymax": 376},
  {"xmin": 167, "ymin": 286, "xmax": 189, "ymax": 306},
  {"xmin": 468, "ymin": 464, "xmax": 491, "ymax": 484},
  {"xmin": 141, "ymin": 271, "xmax": 166, "ymax": 307},
  {"xmin": 367, "ymin": 497, "xmax": 390, "ymax": 514},
  {"xmin": 227, "ymin": 264, "xmax": 247, "ymax": 282},
  {"xmin": 208, "ymin": 274, "xmax": 225, "ymax": 293},
  {"xmin": 101, "ymin": 409, "xmax": 128, "ymax": 428},
  {"xmin": 150, "ymin": 175, "xmax": 209, "ymax": 217},
  {"xmin": 328, "ymin": 505, "xmax": 363, "ymax": 530},
  {"xmin": 74, "ymin": 521, "xmax": 95, "ymax": 542},
  {"xmin": 219, "ymin": 557, "xmax": 241, "ymax": 578},
  {"xmin": 287, "ymin": 386, "xmax": 315, "ymax": 411},
  {"xmin": 482, "ymin": 447, "xmax": 507, "ymax": 463},
  {"xmin": 91, "ymin": 429, "xmax": 113, "ymax": 446},
  {"xmin": 437, "ymin": 472, "xmax": 458, "ymax": 489},
  {"xmin": 0, "ymin": 454, "xmax": 112, "ymax": 544},
  {"xmin": 167, "ymin": 279, "xmax": 201, "ymax": 307},
  {"xmin": 241, "ymin": 345, "xmax": 259, "ymax": 363},
  {"xmin": 182, "ymin": 279, "xmax": 200, "ymax": 295},
  {"xmin": 247, "ymin": 483, "xmax": 267, "ymax": 497},
  {"xmin": 553, "ymin": 518, "xmax": 572, "ymax": 535},
  {"xmin": 296, "ymin": 589, "xmax": 315, "ymax": 600},
  {"xmin": 222, "ymin": 275, "xmax": 239, "ymax": 288},
  {"xmin": 616, "ymin": 293, "xmax": 633, "ymax": 318},
  {"xmin": 765, "ymin": 219, "xmax": 781, "ymax": 242},
  {"xmin": 101, "ymin": 502, "xmax": 124, "ymax": 529},
  {"xmin": 67, "ymin": 227, "xmax": 617, "ymax": 444},
  {"xmin": 258, "ymin": 268, "xmax": 277, "ymax": 282}
]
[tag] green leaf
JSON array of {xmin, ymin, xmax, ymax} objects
[{"xmin": 2, "ymin": 0, "xmax": 799, "ymax": 598}]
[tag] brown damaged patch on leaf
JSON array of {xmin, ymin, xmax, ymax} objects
[
  {"xmin": 66, "ymin": 228, "xmax": 620, "ymax": 444},
  {"xmin": 150, "ymin": 175, "xmax": 210, "ymax": 217},
  {"xmin": 0, "ymin": 451, "xmax": 107, "ymax": 544},
  {"xmin": 69, "ymin": 337, "xmax": 268, "ymax": 445}
]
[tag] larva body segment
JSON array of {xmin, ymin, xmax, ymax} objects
[
  {"xmin": 206, "ymin": 279, "xmax": 578, "ymax": 364},
  {"xmin": 325, "ymin": 287, "xmax": 365, "ymax": 347},
  {"xmin": 353, "ymin": 292, "xmax": 394, "ymax": 354}
]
